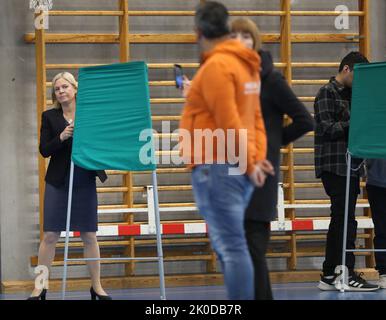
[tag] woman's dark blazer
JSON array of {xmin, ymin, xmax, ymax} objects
[
  {"xmin": 245, "ymin": 50, "xmax": 315, "ymax": 222},
  {"xmin": 39, "ymin": 108, "xmax": 107, "ymax": 187}
]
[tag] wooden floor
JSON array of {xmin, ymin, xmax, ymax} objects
[
  {"xmin": 1, "ymin": 268, "xmax": 379, "ymax": 294},
  {"xmin": 2, "ymin": 282, "xmax": 385, "ymax": 300}
]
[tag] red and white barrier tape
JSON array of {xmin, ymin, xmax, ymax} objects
[
  {"xmin": 60, "ymin": 218, "xmax": 374, "ymax": 238},
  {"xmin": 60, "ymin": 183, "xmax": 373, "ymax": 238}
]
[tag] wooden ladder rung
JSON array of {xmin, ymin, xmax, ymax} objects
[
  {"xmin": 56, "ymin": 237, "xmax": 211, "ymax": 248},
  {"xmin": 97, "ymin": 187, "xmax": 129, "ymax": 193},
  {"xmin": 104, "ymin": 168, "xmax": 190, "ymax": 175},
  {"xmin": 285, "ymin": 199, "xmax": 369, "ymax": 205},
  {"xmin": 135, "ymin": 238, "xmax": 210, "ymax": 245},
  {"xmin": 283, "ymin": 181, "xmax": 367, "ymax": 189},
  {"xmin": 45, "ymin": 98, "xmax": 185, "ymax": 105},
  {"xmin": 296, "ymin": 251, "xmax": 371, "ymax": 257},
  {"xmin": 47, "ymin": 10, "xmax": 124, "ymax": 16},
  {"xmin": 292, "ymin": 80, "xmax": 328, "ymax": 85},
  {"xmin": 291, "ymin": 11, "xmax": 365, "ymax": 16},
  {"xmin": 24, "ymin": 33, "xmax": 360, "ymax": 44},
  {"xmin": 298, "ymin": 97, "xmax": 316, "ymax": 102},
  {"xmin": 295, "ymin": 234, "xmax": 371, "ymax": 241},
  {"xmin": 98, "ymin": 204, "xmax": 130, "ymax": 210},
  {"xmin": 150, "ymin": 98, "xmax": 185, "ymax": 104},
  {"xmin": 46, "ymin": 10, "xmax": 288, "ymax": 17},
  {"xmin": 131, "ymin": 185, "xmax": 192, "ymax": 192},
  {"xmin": 39, "ymin": 255, "xmax": 214, "ymax": 267},
  {"xmin": 41, "ymin": 10, "xmax": 365, "ymax": 17},
  {"xmin": 107, "ymin": 166, "xmax": 314, "ymax": 175},
  {"xmin": 47, "ymin": 79, "xmax": 328, "ymax": 87},
  {"xmin": 281, "ymin": 148, "xmax": 314, "ymax": 154},
  {"xmin": 98, "ymin": 181, "xmax": 367, "ymax": 192},
  {"xmin": 117, "ymin": 148, "xmax": 315, "ymax": 156},
  {"xmin": 281, "ymin": 165, "xmax": 315, "ymax": 171},
  {"xmin": 44, "ymin": 62, "xmax": 340, "ymax": 70},
  {"xmin": 133, "ymin": 203, "xmax": 195, "ymax": 208},
  {"xmin": 152, "ymin": 116, "xmax": 181, "ymax": 121},
  {"xmin": 266, "ymin": 252, "xmax": 292, "ymax": 258},
  {"xmin": 46, "ymin": 97, "xmax": 316, "ymax": 106}
]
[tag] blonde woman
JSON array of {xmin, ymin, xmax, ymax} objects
[{"xmin": 28, "ymin": 72, "xmax": 111, "ymax": 300}]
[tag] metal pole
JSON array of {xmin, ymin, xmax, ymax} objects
[
  {"xmin": 61, "ymin": 161, "xmax": 75, "ymax": 300},
  {"xmin": 339, "ymin": 152, "xmax": 352, "ymax": 292},
  {"xmin": 147, "ymin": 186, "xmax": 156, "ymax": 235},
  {"xmin": 66, "ymin": 257, "xmax": 161, "ymax": 262},
  {"xmin": 277, "ymin": 183, "xmax": 286, "ymax": 231},
  {"xmin": 152, "ymin": 171, "xmax": 166, "ymax": 300}
]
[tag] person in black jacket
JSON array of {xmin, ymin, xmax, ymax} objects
[
  {"xmin": 230, "ymin": 18, "xmax": 314, "ymax": 300},
  {"xmin": 314, "ymin": 52, "xmax": 378, "ymax": 291},
  {"xmin": 28, "ymin": 72, "xmax": 111, "ymax": 300}
]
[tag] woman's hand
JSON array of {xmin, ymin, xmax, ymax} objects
[{"xmin": 60, "ymin": 123, "xmax": 74, "ymax": 142}]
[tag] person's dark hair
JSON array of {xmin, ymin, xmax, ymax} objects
[
  {"xmin": 195, "ymin": 1, "xmax": 230, "ymax": 39},
  {"xmin": 339, "ymin": 51, "xmax": 369, "ymax": 72}
]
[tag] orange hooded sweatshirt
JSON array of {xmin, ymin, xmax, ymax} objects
[{"xmin": 179, "ymin": 39, "xmax": 267, "ymax": 175}]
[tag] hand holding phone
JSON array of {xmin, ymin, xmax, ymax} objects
[
  {"xmin": 60, "ymin": 121, "xmax": 74, "ymax": 142},
  {"xmin": 182, "ymin": 75, "xmax": 191, "ymax": 98},
  {"xmin": 174, "ymin": 64, "xmax": 184, "ymax": 89}
]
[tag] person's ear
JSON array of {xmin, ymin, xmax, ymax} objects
[{"xmin": 194, "ymin": 27, "xmax": 202, "ymax": 40}]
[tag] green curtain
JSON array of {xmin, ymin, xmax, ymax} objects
[
  {"xmin": 72, "ymin": 61, "xmax": 156, "ymax": 171},
  {"xmin": 349, "ymin": 62, "xmax": 386, "ymax": 159}
]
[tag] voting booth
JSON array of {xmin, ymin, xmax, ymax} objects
[
  {"xmin": 61, "ymin": 61, "xmax": 165, "ymax": 300},
  {"xmin": 340, "ymin": 62, "xmax": 386, "ymax": 291}
]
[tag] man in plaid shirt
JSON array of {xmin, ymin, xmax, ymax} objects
[{"xmin": 314, "ymin": 52, "xmax": 378, "ymax": 291}]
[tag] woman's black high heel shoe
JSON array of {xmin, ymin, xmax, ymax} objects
[
  {"xmin": 27, "ymin": 288, "xmax": 47, "ymax": 300},
  {"xmin": 90, "ymin": 287, "xmax": 112, "ymax": 300}
]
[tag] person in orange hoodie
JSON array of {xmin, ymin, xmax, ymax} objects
[{"xmin": 179, "ymin": 1, "xmax": 274, "ymax": 300}]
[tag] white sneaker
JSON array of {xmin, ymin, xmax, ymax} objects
[
  {"xmin": 379, "ymin": 274, "xmax": 386, "ymax": 289},
  {"xmin": 333, "ymin": 272, "xmax": 379, "ymax": 292},
  {"xmin": 318, "ymin": 274, "xmax": 339, "ymax": 291}
]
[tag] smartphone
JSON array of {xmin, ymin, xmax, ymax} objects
[{"xmin": 174, "ymin": 64, "xmax": 184, "ymax": 89}]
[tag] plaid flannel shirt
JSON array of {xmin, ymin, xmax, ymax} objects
[{"xmin": 314, "ymin": 77, "xmax": 364, "ymax": 178}]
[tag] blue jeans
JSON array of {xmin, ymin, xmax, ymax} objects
[{"xmin": 191, "ymin": 164, "xmax": 254, "ymax": 300}]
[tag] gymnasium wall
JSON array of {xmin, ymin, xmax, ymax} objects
[{"xmin": 0, "ymin": 0, "xmax": 385, "ymax": 282}]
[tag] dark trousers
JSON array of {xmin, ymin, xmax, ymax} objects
[
  {"xmin": 321, "ymin": 172, "xmax": 360, "ymax": 275},
  {"xmin": 244, "ymin": 220, "xmax": 273, "ymax": 300},
  {"xmin": 366, "ymin": 184, "xmax": 386, "ymax": 275}
]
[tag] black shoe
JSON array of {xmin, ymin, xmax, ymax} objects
[
  {"xmin": 318, "ymin": 273, "xmax": 339, "ymax": 291},
  {"xmin": 346, "ymin": 272, "xmax": 380, "ymax": 291},
  {"xmin": 27, "ymin": 288, "xmax": 47, "ymax": 300},
  {"xmin": 90, "ymin": 287, "xmax": 112, "ymax": 300}
]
